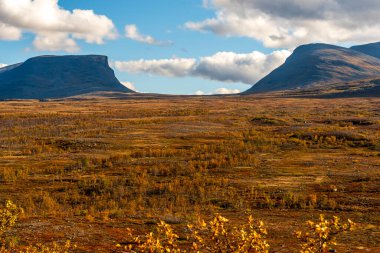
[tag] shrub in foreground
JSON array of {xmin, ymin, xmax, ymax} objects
[
  {"xmin": 296, "ymin": 214, "xmax": 355, "ymax": 253},
  {"xmin": 0, "ymin": 201, "xmax": 357, "ymax": 253},
  {"xmin": 0, "ymin": 200, "xmax": 74, "ymax": 253},
  {"xmin": 122, "ymin": 214, "xmax": 356, "ymax": 253},
  {"xmin": 121, "ymin": 214, "xmax": 269, "ymax": 253}
]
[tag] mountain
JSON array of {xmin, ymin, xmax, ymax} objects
[
  {"xmin": 244, "ymin": 43, "xmax": 380, "ymax": 94},
  {"xmin": 275, "ymin": 77, "xmax": 380, "ymax": 98},
  {"xmin": 0, "ymin": 55, "xmax": 133, "ymax": 99},
  {"xmin": 351, "ymin": 42, "xmax": 380, "ymax": 59}
]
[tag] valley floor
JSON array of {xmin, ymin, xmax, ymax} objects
[{"xmin": 0, "ymin": 95, "xmax": 379, "ymax": 252}]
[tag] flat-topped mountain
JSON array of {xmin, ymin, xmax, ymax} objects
[
  {"xmin": 0, "ymin": 55, "xmax": 133, "ymax": 99},
  {"xmin": 244, "ymin": 43, "xmax": 380, "ymax": 94},
  {"xmin": 351, "ymin": 42, "xmax": 380, "ymax": 60}
]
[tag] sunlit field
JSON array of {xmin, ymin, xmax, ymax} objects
[{"xmin": 0, "ymin": 94, "xmax": 379, "ymax": 252}]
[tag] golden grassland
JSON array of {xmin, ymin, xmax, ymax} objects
[{"xmin": 0, "ymin": 94, "xmax": 379, "ymax": 252}]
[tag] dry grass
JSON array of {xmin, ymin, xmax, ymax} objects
[{"xmin": 0, "ymin": 94, "xmax": 379, "ymax": 252}]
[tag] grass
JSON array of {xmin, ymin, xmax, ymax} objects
[{"xmin": 0, "ymin": 94, "xmax": 379, "ymax": 252}]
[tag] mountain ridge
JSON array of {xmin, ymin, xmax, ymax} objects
[
  {"xmin": 351, "ymin": 42, "xmax": 380, "ymax": 59},
  {"xmin": 244, "ymin": 43, "xmax": 380, "ymax": 94},
  {"xmin": 0, "ymin": 55, "xmax": 133, "ymax": 99}
]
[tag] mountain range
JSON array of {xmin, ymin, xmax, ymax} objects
[
  {"xmin": 0, "ymin": 42, "xmax": 379, "ymax": 99},
  {"xmin": 244, "ymin": 42, "xmax": 380, "ymax": 95}
]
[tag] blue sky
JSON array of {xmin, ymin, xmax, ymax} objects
[{"xmin": 0, "ymin": 0, "xmax": 378, "ymax": 94}]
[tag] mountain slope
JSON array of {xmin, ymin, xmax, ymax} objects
[
  {"xmin": 351, "ymin": 42, "xmax": 380, "ymax": 59},
  {"xmin": 274, "ymin": 77, "xmax": 380, "ymax": 98},
  {"xmin": 244, "ymin": 43, "xmax": 380, "ymax": 94},
  {"xmin": 0, "ymin": 55, "xmax": 133, "ymax": 99}
]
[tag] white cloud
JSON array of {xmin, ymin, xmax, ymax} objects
[
  {"xmin": 213, "ymin": 88, "xmax": 240, "ymax": 94},
  {"xmin": 125, "ymin": 24, "xmax": 172, "ymax": 46},
  {"xmin": 121, "ymin": 81, "xmax": 138, "ymax": 92},
  {"xmin": 114, "ymin": 50, "xmax": 290, "ymax": 84},
  {"xmin": 193, "ymin": 50, "xmax": 291, "ymax": 83},
  {"xmin": 0, "ymin": 23, "xmax": 21, "ymax": 40},
  {"xmin": 0, "ymin": 63, "xmax": 7, "ymax": 68},
  {"xmin": 33, "ymin": 32, "xmax": 79, "ymax": 52},
  {"xmin": 185, "ymin": 0, "xmax": 380, "ymax": 48},
  {"xmin": 114, "ymin": 58, "xmax": 197, "ymax": 77},
  {"xmin": 0, "ymin": 0, "xmax": 117, "ymax": 52},
  {"xmin": 194, "ymin": 88, "xmax": 240, "ymax": 95}
]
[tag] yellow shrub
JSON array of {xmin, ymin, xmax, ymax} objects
[
  {"xmin": 0, "ymin": 200, "xmax": 23, "ymax": 236},
  {"xmin": 295, "ymin": 214, "xmax": 355, "ymax": 253},
  {"xmin": 188, "ymin": 214, "xmax": 270, "ymax": 253},
  {"xmin": 122, "ymin": 214, "xmax": 270, "ymax": 253},
  {"xmin": 18, "ymin": 241, "xmax": 75, "ymax": 253}
]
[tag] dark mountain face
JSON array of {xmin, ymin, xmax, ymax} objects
[
  {"xmin": 351, "ymin": 42, "xmax": 380, "ymax": 60},
  {"xmin": 244, "ymin": 43, "xmax": 380, "ymax": 94},
  {"xmin": 274, "ymin": 77, "xmax": 380, "ymax": 98},
  {"xmin": 0, "ymin": 55, "xmax": 133, "ymax": 99}
]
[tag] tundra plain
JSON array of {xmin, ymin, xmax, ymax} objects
[{"xmin": 0, "ymin": 94, "xmax": 379, "ymax": 252}]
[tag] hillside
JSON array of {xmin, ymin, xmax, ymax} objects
[
  {"xmin": 351, "ymin": 42, "xmax": 380, "ymax": 59},
  {"xmin": 0, "ymin": 55, "xmax": 133, "ymax": 99},
  {"xmin": 244, "ymin": 43, "xmax": 380, "ymax": 94},
  {"xmin": 277, "ymin": 77, "xmax": 380, "ymax": 98}
]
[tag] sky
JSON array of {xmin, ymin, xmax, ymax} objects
[{"xmin": 0, "ymin": 0, "xmax": 379, "ymax": 95}]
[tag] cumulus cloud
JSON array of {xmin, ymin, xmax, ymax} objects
[
  {"xmin": 194, "ymin": 88, "xmax": 240, "ymax": 95},
  {"xmin": 114, "ymin": 50, "xmax": 290, "ymax": 84},
  {"xmin": 0, "ymin": 23, "xmax": 21, "ymax": 40},
  {"xmin": 33, "ymin": 32, "xmax": 79, "ymax": 52},
  {"xmin": 125, "ymin": 24, "xmax": 172, "ymax": 46},
  {"xmin": 193, "ymin": 50, "xmax": 291, "ymax": 83},
  {"xmin": 213, "ymin": 88, "xmax": 240, "ymax": 94},
  {"xmin": 0, "ymin": 0, "xmax": 117, "ymax": 52},
  {"xmin": 121, "ymin": 81, "xmax": 138, "ymax": 92},
  {"xmin": 0, "ymin": 63, "xmax": 7, "ymax": 68},
  {"xmin": 114, "ymin": 58, "xmax": 197, "ymax": 77},
  {"xmin": 186, "ymin": 0, "xmax": 380, "ymax": 48}
]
